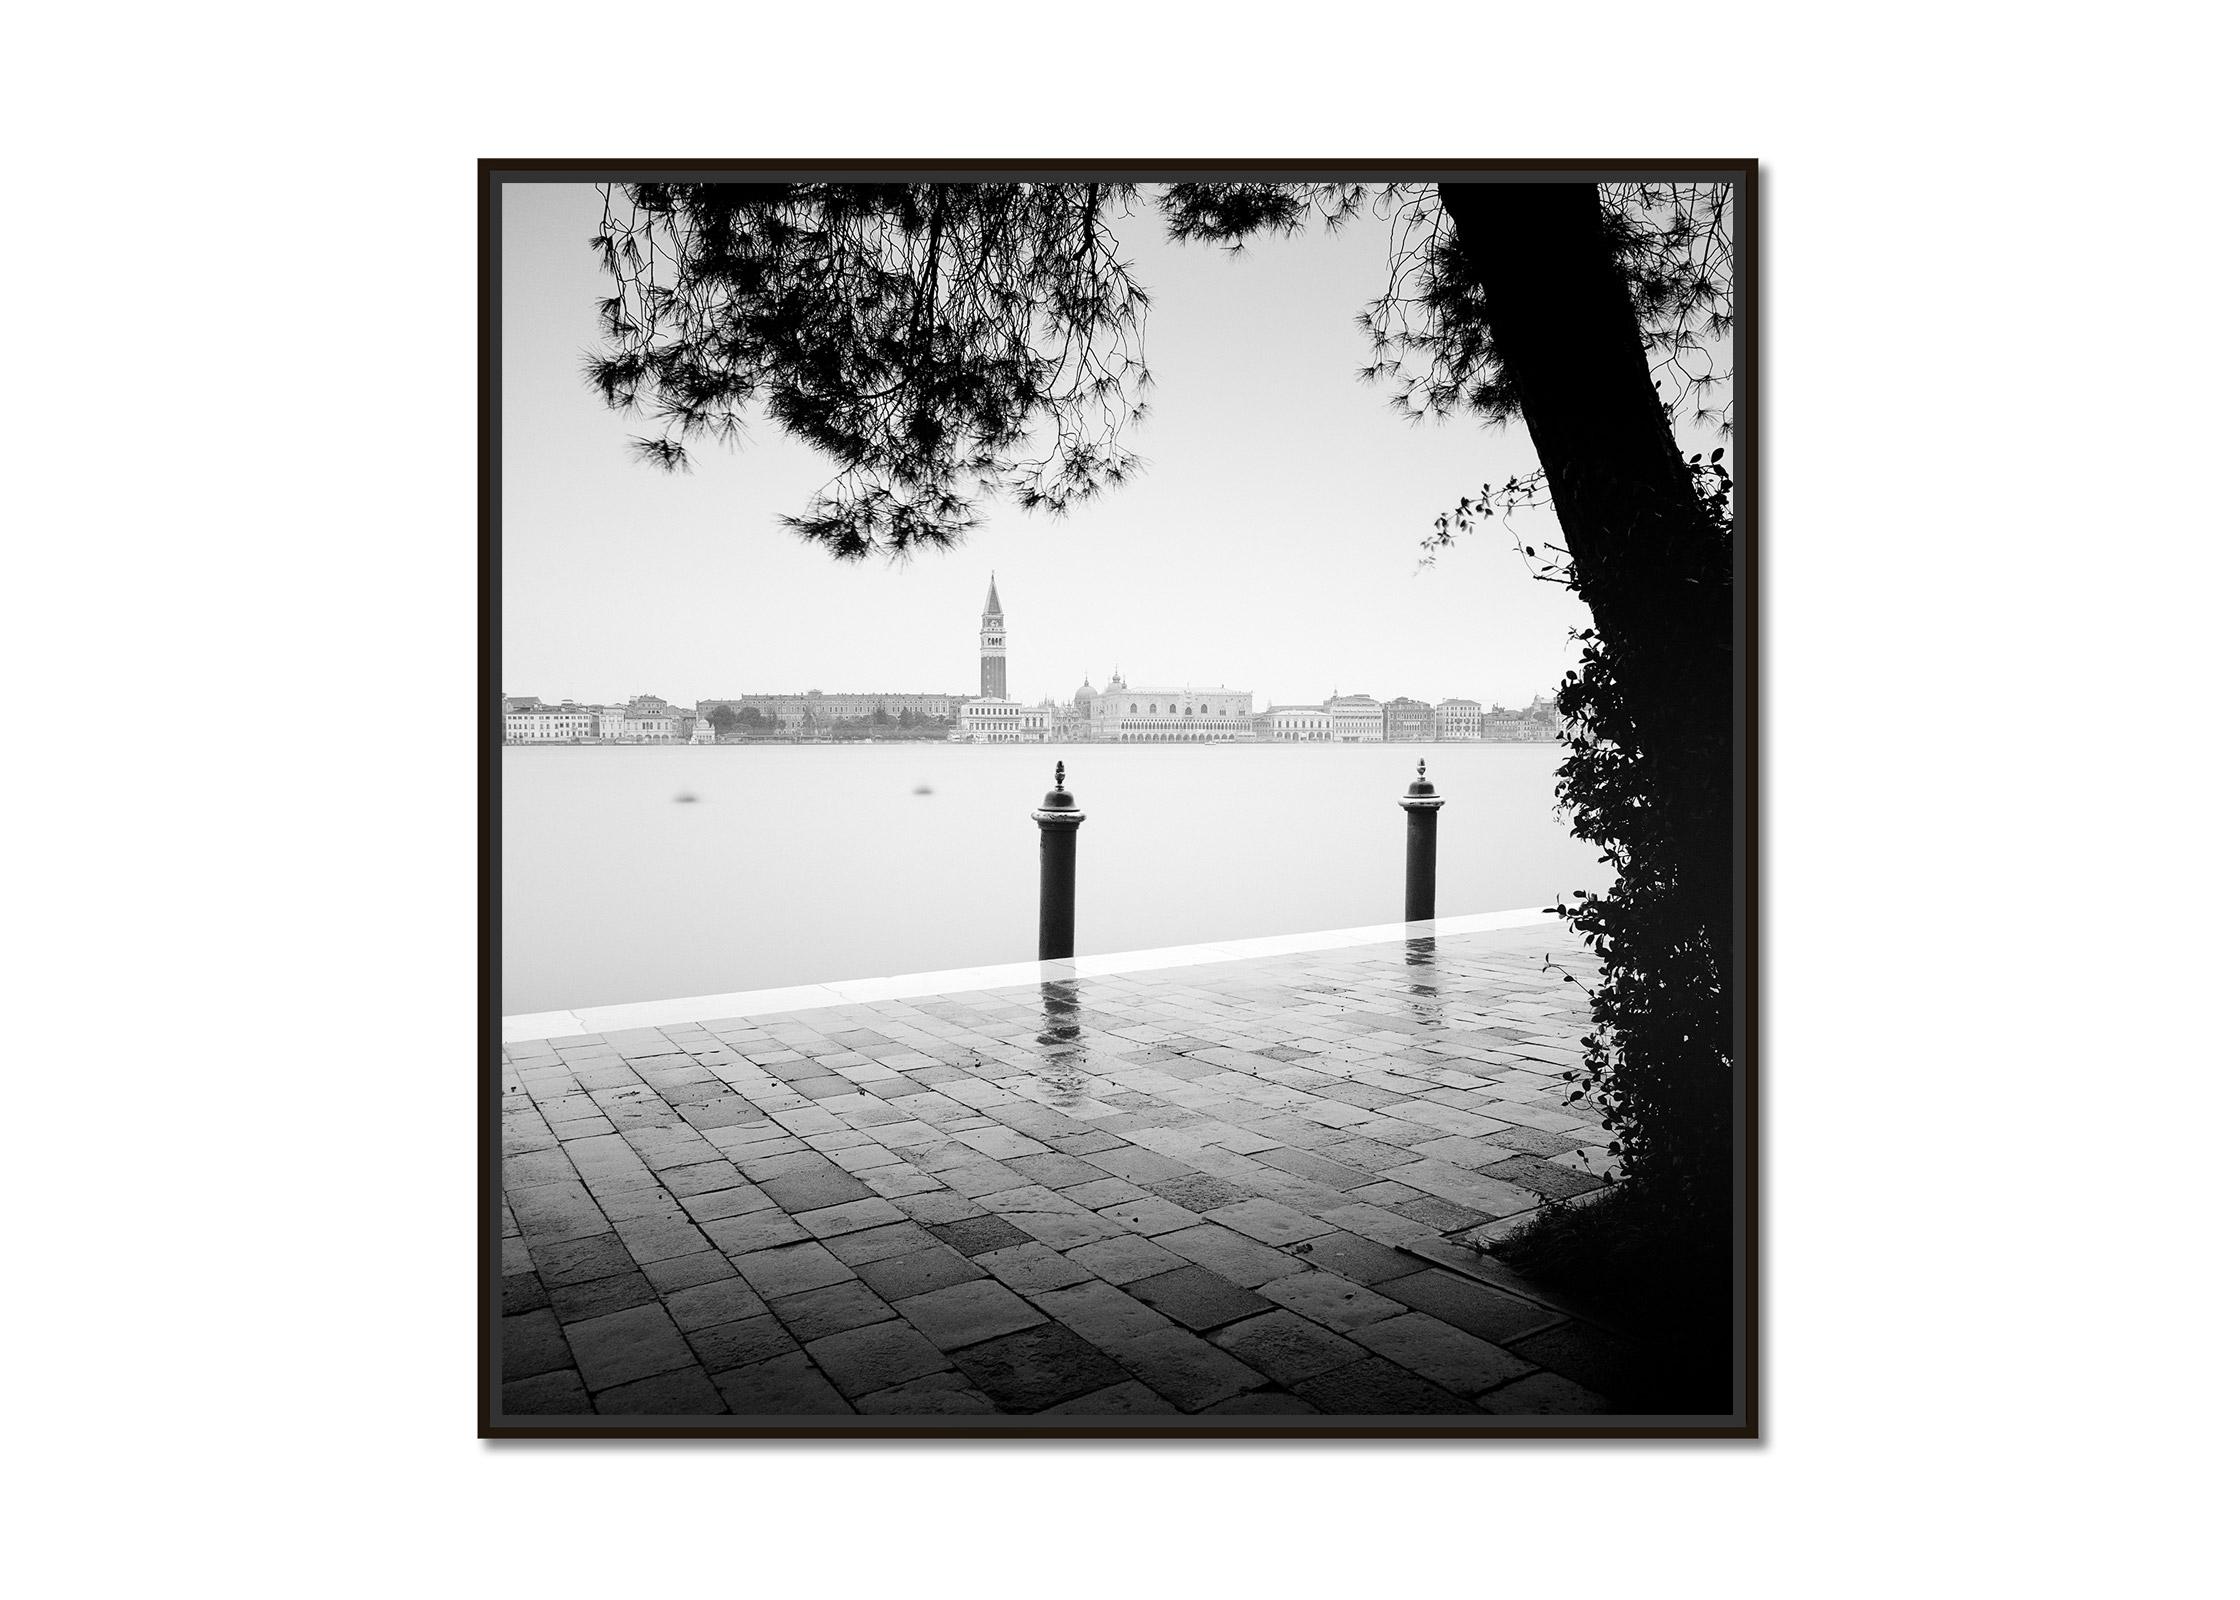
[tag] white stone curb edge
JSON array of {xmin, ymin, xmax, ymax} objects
[{"xmin": 502, "ymin": 906, "xmax": 1564, "ymax": 1044}]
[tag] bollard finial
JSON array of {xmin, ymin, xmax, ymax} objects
[
  {"xmin": 1056, "ymin": 760, "xmax": 1066, "ymax": 787},
  {"xmin": 1417, "ymin": 759, "xmax": 1426, "ymax": 780}
]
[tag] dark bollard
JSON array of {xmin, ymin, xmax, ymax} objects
[
  {"xmin": 1031, "ymin": 761, "xmax": 1086, "ymax": 960},
  {"xmin": 1400, "ymin": 759, "xmax": 1444, "ymax": 923}
]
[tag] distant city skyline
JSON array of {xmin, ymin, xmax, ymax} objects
[{"xmin": 502, "ymin": 183, "xmax": 1609, "ymax": 710}]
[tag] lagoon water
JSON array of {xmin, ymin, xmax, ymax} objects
[{"xmin": 501, "ymin": 742, "xmax": 1609, "ymax": 1014}]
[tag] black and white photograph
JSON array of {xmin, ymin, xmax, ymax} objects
[
  {"xmin": 485, "ymin": 165, "xmax": 1755, "ymax": 1434},
  {"xmin": 18, "ymin": 0, "xmax": 2240, "ymax": 1587}
]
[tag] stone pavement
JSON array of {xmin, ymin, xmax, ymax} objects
[{"xmin": 497, "ymin": 922, "xmax": 1639, "ymax": 1422}]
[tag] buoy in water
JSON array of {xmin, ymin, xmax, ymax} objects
[
  {"xmin": 912, "ymin": 784, "xmax": 934, "ymax": 796},
  {"xmin": 673, "ymin": 791, "xmax": 699, "ymax": 803}
]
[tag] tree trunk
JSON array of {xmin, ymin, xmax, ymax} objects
[{"xmin": 1438, "ymin": 180, "xmax": 1735, "ymax": 1191}]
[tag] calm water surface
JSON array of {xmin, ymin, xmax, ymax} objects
[{"xmin": 502, "ymin": 743, "xmax": 1608, "ymax": 1013}]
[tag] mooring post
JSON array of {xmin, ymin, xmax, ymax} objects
[
  {"xmin": 1400, "ymin": 759, "xmax": 1444, "ymax": 923},
  {"xmin": 1031, "ymin": 761, "xmax": 1085, "ymax": 960}
]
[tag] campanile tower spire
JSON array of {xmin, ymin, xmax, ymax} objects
[{"xmin": 979, "ymin": 573, "xmax": 1007, "ymax": 700}]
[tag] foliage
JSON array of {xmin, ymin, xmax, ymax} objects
[
  {"xmin": 586, "ymin": 182, "xmax": 1732, "ymax": 560},
  {"xmin": 588, "ymin": 183, "xmax": 1151, "ymax": 558},
  {"xmin": 1430, "ymin": 453, "xmax": 1735, "ymax": 1214},
  {"xmin": 1164, "ymin": 181, "xmax": 1733, "ymax": 434}
]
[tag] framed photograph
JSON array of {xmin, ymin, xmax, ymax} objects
[{"xmin": 482, "ymin": 161, "xmax": 1757, "ymax": 1436}]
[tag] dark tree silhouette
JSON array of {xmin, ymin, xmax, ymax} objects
[{"xmin": 583, "ymin": 177, "xmax": 1739, "ymax": 1227}]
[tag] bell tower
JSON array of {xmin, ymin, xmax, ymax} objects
[{"xmin": 979, "ymin": 573, "xmax": 1007, "ymax": 700}]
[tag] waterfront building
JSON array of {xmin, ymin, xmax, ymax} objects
[
  {"xmin": 1326, "ymin": 694, "xmax": 1384, "ymax": 743},
  {"xmin": 704, "ymin": 691, "xmax": 960, "ymax": 732},
  {"xmin": 504, "ymin": 702, "xmax": 597, "ymax": 743},
  {"xmin": 980, "ymin": 574, "xmax": 1007, "ymax": 701},
  {"xmin": 1063, "ymin": 678, "xmax": 1098, "ymax": 740},
  {"xmin": 958, "ymin": 698, "xmax": 1025, "ymax": 742},
  {"xmin": 597, "ymin": 708, "xmax": 628, "ymax": 740},
  {"xmin": 1436, "ymin": 697, "xmax": 1484, "ymax": 740},
  {"xmin": 688, "ymin": 717, "xmax": 715, "ymax": 745},
  {"xmin": 1482, "ymin": 705, "xmax": 1528, "ymax": 740},
  {"xmin": 1383, "ymin": 696, "xmax": 1437, "ymax": 742},
  {"xmin": 1269, "ymin": 705, "xmax": 1333, "ymax": 742},
  {"xmin": 1083, "ymin": 672, "xmax": 1254, "ymax": 741}
]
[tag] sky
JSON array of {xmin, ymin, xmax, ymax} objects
[{"xmin": 500, "ymin": 181, "xmax": 1593, "ymax": 711}]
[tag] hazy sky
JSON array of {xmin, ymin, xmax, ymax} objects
[{"xmin": 500, "ymin": 181, "xmax": 1594, "ymax": 710}]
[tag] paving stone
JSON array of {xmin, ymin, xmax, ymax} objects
[
  {"xmin": 768, "ymin": 1280, "xmax": 897, "ymax": 1343},
  {"xmin": 1041, "ymin": 1381, "xmax": 1179, "ymax": 1415},
  {"xmin": 642, "ymin": 1250, "xmax": 738, "ymax": 1293},
  {"xmin": 1203, "ymin": 1197, "xmax": 1337, "ymax": 1247},
  {"xmin": 548, "ymin": 1270, "xmax": 659, "ymax": 1324},
  {"xmin": 1487, "ymin": 1125, "xmax": 1586, "ymax": 1159},
  {"xmin": 1008, "ymin": 1208, "xmax": 1126, "ymax": 1250},
  {"xmin": 593, "ymin": 1366, "xmax": 728, "ymax": 1415},
  {"xmin": 730, "ymin": 1241, "xmax": 855, "ymax": 1299},
  {"xmin": 1004, "ymin": 1152, "xmax": 1111, "ymax": 1190},
  {"xmin": 1108, "ymin": 1327, "xmax": 1262, "ymax": 1412},
  {"xmin": 1055, "ymin": 1176, "xmax": 1147, "ymax": 1210},
  {"xmin": 955, "ymin": 1125, "xmax": 1049, "ymax": 1160},
  {"xmin": 1477, "ymin": 1154, "xmax": 1608, "ymax": 1201},
  {"xmin": 796, "ymin": 1197, "xmax": 909, "ymax": 1239},
  {"xmin": 1156, "ymin": 1225, "xmax": 1311, "ymax": 1289},
  {"xmin": 1252, "ymin": 1147, "xmax": 1379, "ymax": 1191},
  {"xmin": 659, "ymin": 1159, "xmax": 746, "ymax": 1197},
  {"xmin": 716, "ymin": 1351, "xmax": 854, "ymax": 1416},
  {"xmin": 1285, "ymin": 1230, "xmax": 1418, "ymax": 1286},
  {"xmin": 679, "ymin": 1183, "xmax": 780, "ymax": 1223},
  {"xmin": 948, "ymin": 1323, "xmax": 1132, "ymax": 1413},
  {"xmin": 612, "ymin": 1218, "xmax": 713, "ymax": 1266},
  {"xmin": 1201, "ymin": 1391, "xmax": 1323, "ymax": 1416},
  {"xmin": 684, "ymin": 1313, "xmax": 797, "ymax": 1374},
  {"xmin": 1065, "ymin": 1235, "xmax": 1190, "ymax": 1285},
  {"xmin": 1380, "ymin": 1270, "xmax": 1559, "ymax": 1346},
  {"xmin": 1045, "ymin": 1129, "xmax": 1130, "ymax": 1156},
  {"xmin": 561, "ymin": 1303, "xmax": 696, "ymax": 1392},
  {"xmin": 662, "ymin": 1275, "xmax": 769, "ymax": 1332},
  {"xmin": 1394, "ymin": 1196, "xmax": 1499, "ymax": 1233},
  {"xmin": 1258, "ymin": 1269, "xmax": 1409, "ymax": 1332},
  {"xmin": 528, "ymin": 1232, "xmax": 637, "ymax": 1286},
  {"xmin": 501, "ymin": 1273, "xmax": 549, "ymax": 1316},
  {"xmin": 827, "ymin": 1221, "xmax": 943, "ymax": 1266},
  {"xmin": 892, "ymin": 1279, "xmax": 1047, "ymax": 1351},
  {"xmin": 1477, "ymin": 1372, "xmax": 1611, "ymax": 1414},
  {"xmin": 1351, "ymin": 1311, "xmax": 1537, "ymax": 1397},
  {"xmin": 501, "ymin": 1309, "xmax": 574, "ymax": 1381},
  {"xmin": 977, "ymin": 1241, "xmax": 1094, "ymax": 1294},
  {"xmin": 1123, "ymin": 1266, "xmax": 1272, "ymax": 1332},
  {"xmin": 926, "ymin": 1214, "xmax": 1037, "ymax": 1257},
  {"xmin": 1295, "ymin": 1355, "xmax": 1483, "ymax": 1415},
  {"xmin": 1208, "ymin": 1310, "xmax": 1366, "ymax": 1386},
  {"xmin": 759, "ymin": 1166, "xmax": 876, "ymax": 1215},
  {"xmin": 858, "ymin": 1165, "xmax": 950, "ymax": 1199},
  {"xmin": 1031, "ymin": 1279, "xmax": 1174, "ymax": 1348},
  {"xmin": 1093, "ymin": 1196, "xmax": 1202, "ymax": 1236},
  {"xmin": 856, "ymin": 1245, "xmax": 986, "ymax": 1301},
  {"xmin": 855, "ymin": 1372, "xmax": 1003, "ymax": 1414},
  {"xmin": 700, "ymin": 1211, "xmax": 810, "ymax": 1256},
  {"xmin": 501, "ymin": 1370, "xmax": 591, "ymax": 1414},
  {"xmin": 803, "ymin": 1319, "xmax": 953, "ymax": 1397},
  {"xmin": 1082, "ymin": 1146, "xmax": 1195, "ymax": 1185},
  {"xmin": 895, "ymin": 1191, "xmax": 996, "ymax": 1227}
]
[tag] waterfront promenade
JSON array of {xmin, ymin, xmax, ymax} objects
[{"xmin": 497, "ymin": 916, "xmax": 1643, "ymax": 1423}]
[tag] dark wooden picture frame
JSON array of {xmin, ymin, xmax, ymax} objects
[{"xmin": 480, "ymin": 159, "xmax": 1758, "ymax": 1438}]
